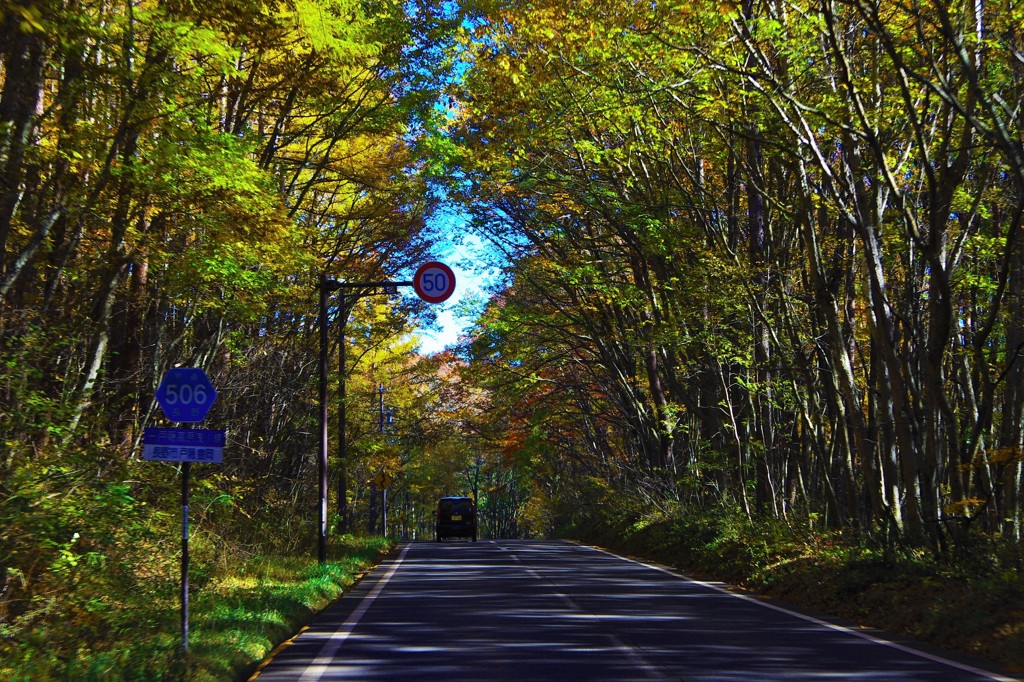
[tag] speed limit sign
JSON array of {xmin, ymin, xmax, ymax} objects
[{"xmin": 413, "ymin": 261, "xmax": 456, "ymax": 303}]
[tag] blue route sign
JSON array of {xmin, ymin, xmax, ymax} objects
[
  {"xmin": 142, "ymin": 428, "xmax": 225, "ymax": 463},
  {"xmin": 156, "ymin": 368, "xmax": 217, "ymax": 423}
]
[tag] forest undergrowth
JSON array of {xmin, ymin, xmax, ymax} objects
[
  {"xmin": 0, "ymin": 456, "xmax": 392, "ymax": 682},
  {"xmin": 1, "ymin": 542, "xmax": 391, "ymax": 682}
]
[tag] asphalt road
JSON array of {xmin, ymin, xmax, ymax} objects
[{"xmin": 254, "ymin": 540, "xmax": 1017, "ymax": 681}]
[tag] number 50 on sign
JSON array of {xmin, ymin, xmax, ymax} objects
[{"xmin": 413, "ymin": 262, "xmax": 456, "ymax": 304}]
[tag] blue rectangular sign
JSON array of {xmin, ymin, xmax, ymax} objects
[{"xmin": 143, "ymin": 428, "xmax": 225, "ymax": 463}]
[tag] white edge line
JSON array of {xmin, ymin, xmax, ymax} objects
[
  {"xmin": 299, "ymin": 544, "xmax": 412, "ymax": 682},
  {"xmin": 583, "ymin": 544, "xmax": 1018, "ymax": 682}
]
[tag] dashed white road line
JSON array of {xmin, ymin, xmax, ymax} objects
[{"xmin": 504, "ymin": 543, "xmax": 670, "ymax": 680}]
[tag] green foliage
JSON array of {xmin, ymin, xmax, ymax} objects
[
  {"xmin": 453, "ymin": 0, "xmax": 1024, "ymax": 558},
  {"xmin": 1, "ymin": 447, "xmax": 178, "ymax": 678},
  {"xmin": 290, "ymin": 0, "xmax": 385, "ymax": 60},
  {"xmin": 1, "ymin": 0, "xmax": 450, "ymax": 675},
  {"xmin": 0, "ymin": 526, "xmax": 392, "ymax": 681}
]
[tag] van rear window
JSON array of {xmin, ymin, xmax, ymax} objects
[{"xmin": 440, "ymin": 498, "xmax": 473, "ymax": 514}]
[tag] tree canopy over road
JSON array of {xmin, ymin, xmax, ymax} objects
[
  {"xmin": 2, "ymin": 0, "xmax": 1024, "ymax": 675},
  {"xmin": 452, "ymin": 0, "xmax": 1024, "ymax": 548}
]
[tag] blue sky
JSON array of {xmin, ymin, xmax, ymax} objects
[{"xmin": 409, "ymin": 212, "xmax": 501, "ymax": 355}]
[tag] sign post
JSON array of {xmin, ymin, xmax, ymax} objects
[
  {"xmin": 317, "ymin": 263, "xmax": 455, "ymax": 562},
  {"xmin": 149, "ymin": 367, "xmax": 220, "ymax": 655},
  {"xmin": 181, "ymin": 460, "xmax": 190, "ymax": 654}
]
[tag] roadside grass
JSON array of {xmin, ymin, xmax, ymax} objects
[
  {"xmin": 558, "ymin": 493, "xmax": 1024, "ymax": 674},
  {"xmin": 0, "ymin": 536, "xmax": 393, "ymax": 681}
]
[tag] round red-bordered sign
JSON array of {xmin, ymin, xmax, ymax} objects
[{"xmin": 413, "ymin": 261, "xmax": 456, "ymax": 303}]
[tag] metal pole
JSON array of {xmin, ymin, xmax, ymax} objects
[
  {"xmin": 378, "ymin": 384, "xmax": 386, "ymax": 537},
  {"xmin": 181, "ymin": 461, "xmax": 190, "ymax": 653},
  {"xmin": 318, "ymin": 274, "xmax": 329, "ymax": 564},
  {"xmin": 338, "ymin": 292, "xmax": 349, "ymax": 532},
  {"xmin": 325, "ymin": 278, "xmax": 413, "ymax": 538},
  {"xmin": 378, "ymin": 382, "xmax": 385, "ymax": 536}
]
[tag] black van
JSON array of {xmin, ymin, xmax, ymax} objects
[{"xmin": 436, "ymin": 496, "xmax": 477, "ymax": 541}]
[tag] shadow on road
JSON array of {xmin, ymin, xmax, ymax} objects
[{"xmin": 254, "ymin": 540, "xmax": 1014, "ymax": 681}]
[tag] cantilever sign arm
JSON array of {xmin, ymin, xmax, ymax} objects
[{"xmin": 316, "ymin": 267, "xmax": 453, "ymax": 564}]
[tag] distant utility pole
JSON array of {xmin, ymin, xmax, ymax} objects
[{"xmin": 377, "ymin": 383, "xmax": 394, "ymax": 537}]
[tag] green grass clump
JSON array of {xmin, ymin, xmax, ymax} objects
[{"xmin": 0, "ymin": 536, "xmax": 393, "ymax": 681}]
